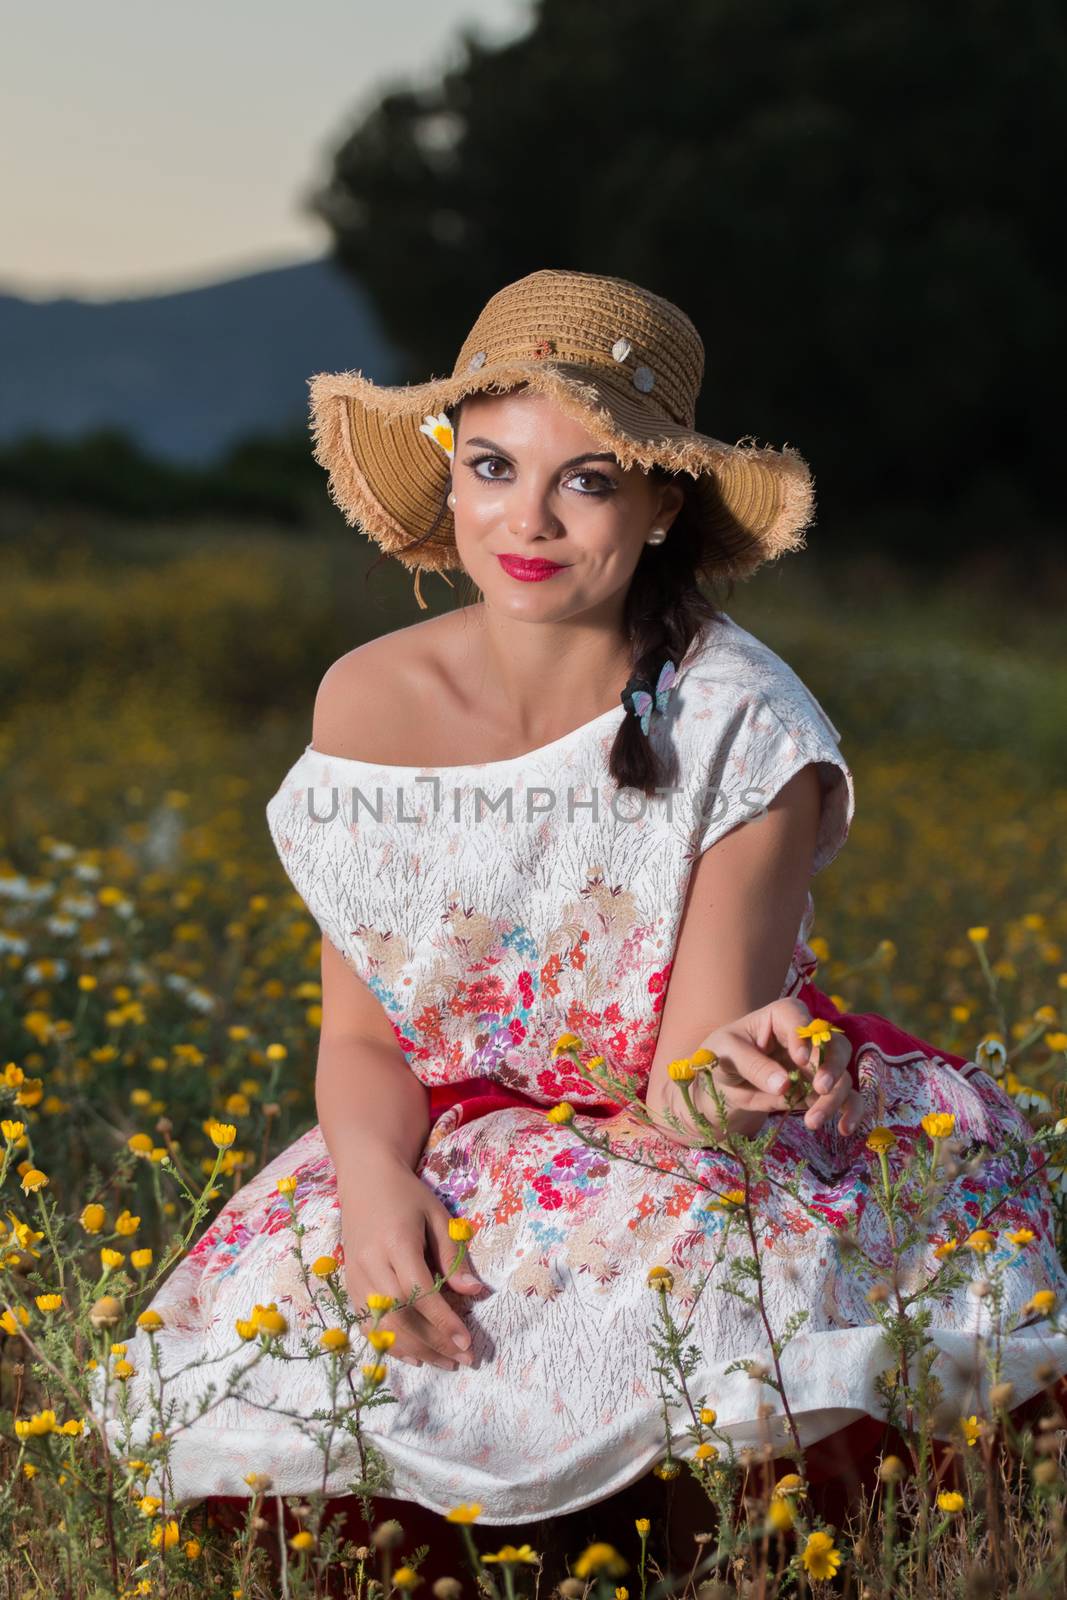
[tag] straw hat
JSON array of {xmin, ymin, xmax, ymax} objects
[{"xmin": 307, "ymin": 267, "xmax": 816, "ymax": 608}]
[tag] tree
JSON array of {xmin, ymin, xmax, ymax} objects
[{"xmin": 304, "ymin": 0, "xmax": 1065, "ymax": 560}]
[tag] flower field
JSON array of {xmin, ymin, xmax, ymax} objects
[{"xmin": 1, "ymin": 525, "xmax": 1066, "ymax": 1595}]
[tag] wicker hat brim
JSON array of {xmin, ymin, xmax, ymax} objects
[{"xmin": 308, "ymin": 359, "xmax": 815, "ymax": 583}]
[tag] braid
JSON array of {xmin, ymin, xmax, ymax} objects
[{"xmin": 610, "ymin": 469, "xmax": 735, "ymax": 797}]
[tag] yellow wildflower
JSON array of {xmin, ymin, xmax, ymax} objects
[
  {"xmin": 961, "ymin": 1415, "xmax": 981, "ymax": 1446},
  {"xmin": 445, "ymin": 1502, "xmax": 483, "ymax": 1523},
  {"xmin": 310, "ymin": 1255, "xmax": 338, "ymax": 1277},
  {"xmin": 1008, "ymin": 1229, "xmax": 1036, "ymax": 1246},
  {"xmin": 865, "ymin": 1127, "xmax": 897, "ymax": 1154},
  {"xmin": 14, "ymin": 1409, "xmax": 58, "ymax": 1438},
  {"xmin": 20, "ymin": 1168, "xmax": 49, "ymax": 1194},
  {"xmin": 251, "ymin": 1303, "xmax": 287, "ymax": 1336},
  {"xmin": 137, "ymin": 1310, "xmax": 164, "ymax": 1331},
  {"xmin": 546, "ymin": 1102, "xmax": 575, "ymax": 1124},
  {"xmin": 80, "ymin": 1203, "xmax": 106, "ymax": 1235},
  {"xmin": 768, "ymin": 1498, "xmax": 794, "ymax": 1531},
  {"xmin": 668, "ymin": 1058, "xmax": 696, "ymax": 1081},
  {"xmin": 289, "ymin": 1530, "xmax": 316, "ymax": 1553},
  {"xmin": 647, "ymin": 1265, "xmax": 674, "ymax": 1293},
  {"xmin": 448, "ymin": 1217, "xmax": 473, "ymax": 1242},
  {"xmin": 367, "ymin": 1293, "xmax": 396, "ymax": 1313},
  {"xmin": 131, "ymin": 1248, "xmax": 153, "ymax": 1270},
  {"xmin": 796, "ymin": 1019, "xmax": 844, "ymax": 1050},
  {"xmin": 100, "ymin": 1247, "xmax": 124, "ymax": 1270},
  {"xmin": 114, "ymin": 1209, "xmax": 140, "ymax": 1236},
  {"xmin": 937, "ymin": 1490, "xmax": 965, "ymax": 1513},
  {"xmin": 933, "ymin": 1239, "xmax": 959, "ymax": 1259},
  {"xmin": 320, "ymin": 1328, "xmax": 349, "ymax": 1353},
  {"xmin": 208, "ymin": 1121, "xmax": 236, "ymax": 1150},
  {"xmin": 35, "ymin": 1293, "xmax": 63, "ymax": 1312},
  {"xmin": 965, "ymin": 1229, "xmax": 996, "ymax": 1254},
  {"xmin": 276, "ymin": 1175, "xmax": 297, "ymax": 1194},
  {"xmin": 967, "ymin": 927, "xmax": 989, "ymax": 944},
  {"xmin": 773, "ymin": 1472, "xmax": 805, "ymax": 1498},
  {"xmin": 801, "ymin": 1530, "xmax": 842, "ymax": 1580},
  {"xmin": 706, "ymin": 1188, "xmax": 746, "ymax": 1211},
  {"xmin": 921, "ymin": 1113, "xmax": 956, "ymax": 1140},
  {"xmin": 572, "ymin": 1542, "xmax": 628, "ymax": 1579},
  {"xmin": 482, "ymin": 1545, "xmax": 539, "ymax": 1566},
  {"xmin": 150, "ymin": 1520, "xmax": 181, "ymax": 1550},
  {"xmin": 1024, "ymin": 1289, "xmax": 1057, "ymax": 1317}
]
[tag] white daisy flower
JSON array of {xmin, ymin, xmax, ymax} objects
[{"xmin": 419, "ymin": 411, "xmax": 455, "ymax": 460}]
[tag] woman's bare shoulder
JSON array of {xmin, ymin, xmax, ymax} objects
[{"xmin": 311, "ymin": 609, "xmax": 474, "ymax": 761}]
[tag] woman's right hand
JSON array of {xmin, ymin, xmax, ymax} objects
[{"xmin": 337, "ymin": 1148, "xmax": 489, "ymax": 1371}]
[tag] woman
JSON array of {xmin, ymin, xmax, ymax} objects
[{"xmin": 90, "ymin": 269, "xmax": 1067, "ymax": 1566}]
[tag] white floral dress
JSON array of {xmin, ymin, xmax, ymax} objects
[{"xmin": 88, "ymin": 613, "xmax": 1067, "ymax": 1521}]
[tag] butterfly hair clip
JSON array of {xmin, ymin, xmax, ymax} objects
[{"xmin": 621, "ymin": 658, "xmax": 678, "ymax": 737}]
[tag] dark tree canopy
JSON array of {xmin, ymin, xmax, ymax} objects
[{"xmin": 305, "ymin": 0, "xmax": 1064, "ymax": 563}]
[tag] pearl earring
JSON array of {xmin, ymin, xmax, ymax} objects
[
  {"xmin": 645, "ymin": 526, "xmax": 667, "ymax": 545},
  {"xmin": 447, "ymin": 491, "xmax": 457, "ymax": 509}
]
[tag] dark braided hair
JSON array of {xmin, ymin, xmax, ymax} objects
[{"xmin": 368, "ymin": 394, "xmax": 737, "ymax": 798}]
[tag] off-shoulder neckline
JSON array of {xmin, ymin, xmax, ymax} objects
[
  {"xmin": 301, "ymin": 701, "xmax": 625, "ymax": 776},
  {"xmin": 294, "ymin": 614, "xmax": 733, "ymax": 777}
]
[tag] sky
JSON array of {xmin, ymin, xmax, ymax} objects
[{"xmin": 2, "ymin": 0, "xmax": 532, "ymax": 302}]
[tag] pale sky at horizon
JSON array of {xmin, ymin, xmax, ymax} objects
[{"xmin": 3, "ymin": 0, "xmax": 532, "ymax": 303}]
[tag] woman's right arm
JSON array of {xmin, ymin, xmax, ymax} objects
[
  {"xmin": 317, "ymin": 935, "xmax": 484, "ymax": 1371},
  {"xmin": 311, "ymin": 649, "xmax": 485, "ymax": 1371}
]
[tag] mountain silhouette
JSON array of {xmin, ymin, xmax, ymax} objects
[{"xmin": 0, "ymin": 256, "xmax": 400, "ymax": 463}]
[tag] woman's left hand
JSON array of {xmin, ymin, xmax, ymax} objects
[
  {"xmin": 674, "ymin": 997, "xmax": 862, "ymax": 1141},
  {"xmin": 710, "ymin": 997, "xmax": 861, "ymax": 1136}
]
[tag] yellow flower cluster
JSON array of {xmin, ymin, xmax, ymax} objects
[{"xmin": 235, "ymin": 1302, "xmax": 288, "ymax": 1340}]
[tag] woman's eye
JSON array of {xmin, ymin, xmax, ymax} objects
[
  {"xmin": 465, "ymin": 454, "xmax": 511, "ymax": 481},
  {"xmin": 567, "ymin": 471, "xmax": 613, "ymax": 496}
]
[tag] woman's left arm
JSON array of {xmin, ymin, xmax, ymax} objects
[{"xmin": 642, "ymin": 762, "xmax": 860, "ymax": 1146}]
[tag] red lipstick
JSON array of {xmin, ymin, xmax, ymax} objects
[{"xmin": 496, "ymin": 554, "xmax": 568, "ymax": 582}]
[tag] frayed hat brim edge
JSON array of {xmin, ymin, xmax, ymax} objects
[{"xmin": 307, "ymin": 362, "xmax": 816, "ymax": 580}]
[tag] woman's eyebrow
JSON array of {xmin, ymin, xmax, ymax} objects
[{"xmin": 463, "ymin": 436, "xmax": 619, "ymax": 470}]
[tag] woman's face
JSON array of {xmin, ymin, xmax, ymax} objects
[{"xmin": 450, "ymin": 388, "xmax": 685, "ymax": 619}]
